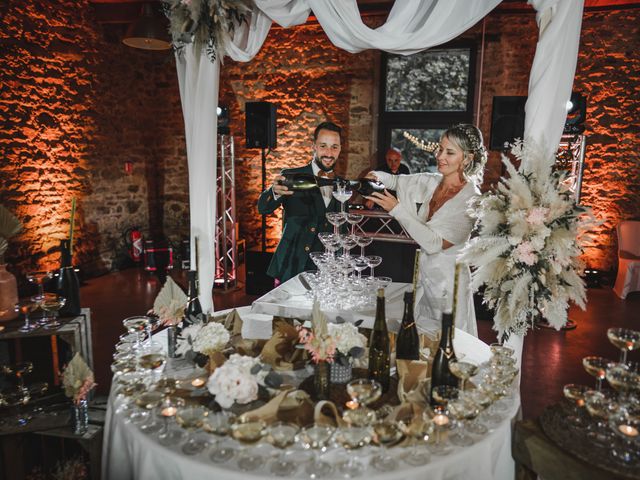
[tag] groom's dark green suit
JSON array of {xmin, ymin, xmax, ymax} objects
[{"xmin": 257, "ymin": 163, "xmax": 339, "ymax": 282}]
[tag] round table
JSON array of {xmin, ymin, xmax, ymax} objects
[{"xmin": 102, "ymin": 306, "xmax": 519, "ymax": 480}]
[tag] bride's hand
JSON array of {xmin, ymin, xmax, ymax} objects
[{"xmin": 365, "ymin": 190, "xmax": 398, "ymax": 212}]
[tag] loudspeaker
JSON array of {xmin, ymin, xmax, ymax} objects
[
  {"xmin": 246, "ymin": 250, "xmax": 275, "ymax": 295},
  {"xmin": 245, "ymin": 102, "xmax": 277, "ymax": 149},
  {"xmin": 489, "ymin": 96, "xmax": 526, "ymax": 150}
]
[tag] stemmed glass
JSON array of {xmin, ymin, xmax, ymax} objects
[
  {"xmin": 344, "ymin": 379, "xmax": 382, "ymax": 426},
  {"xmin": 137, "ymin": 344, "xmax": 167, "ymax": 385},
  {"xmin": 229, "ymin": 416, "xmax": 267, "ymax": 471},
  {"xmin": 134, "ymin": 391, "xmax": 165, "ymax": 434},
  {"xmin": 203, "ymin": 410, "xmax": 236, "ymax": 463},
  {"xmin": 583, "ymin": 356, "xmax": 614, "ymax": 391},
  {"xmin": 334, "ymin": 423, "xmax": 372, "ymax": 477},
  {"xmin": 399, "ymin": 411, "xmax": 433, "ymax": 466},
  {"xmin": 430, "ymin": 405, "xmax": 452, "ymax": 455},
  {"xmin": 332, "ymin": 184, "xmax": 353, "ymax": 213},
  {"xmin": 365, "ymin": 255, "xmax": 382, "ymax": 278},
  {"xmin": 1, "ymin": 362, "xmax": 33, "ymax": 400},
  {"xmin": 584, "ymin": 390, "xmax": 618, "ymax": 444},
  {"xmin": 608, "ymin": 404, "xmax": 640, "ymax": 465},
  {"xmin": 266, "ymin": 421, "xmax": 299, "ymax": 476},
  {"xmin": 339, "ymin": 235, "xmax": 358, "ymax": 258},
  {"xmin": 449, "ymin": 360, "xmax": 479, "ymax": 392},
  {"xmin": 464, "ymin": 389, "xmax": 491, "ymax": 435},
  {"xmin": 157, "ymin": 396, "xmax": 186, "ymax": 445},
  {"xmin": 370, "ymin": 419, "xmax": 404, "ymax": 471},
  {"xmin": 26, "ymin": 271, "xmax": 52, "ymax": 302},
  {"xmin": 39, "ymin": 293, "xmax": 66, "ymax": 329},
  {"xmin": 355, "ymin": 235, "xmax": 373, "ymax": 260},
  {"xmin": 353, "ymin": 256, "xmax": 369, "ymax": 280},
  {"xmin": 607, "ymin": 328, "xmax": 640, "ymax": 364},
  {"xmin": 297, "ymin": 423, "xmax": 335, "ymax": 478},
  {"xmin": 562, "ymin": 384, "xmax": 590, "ymax": 427},
  {"xmin": 326, "ymin": 212, "xmax": 347, "ymax": 235},
  {"xmin": 15, "ymin": 300, "xmax": 38, "ymax": 333},
  {"xmin": 447, "ymin": 398, "xmax": 480, "ymax": 447},
  {"xmin": 346, "ymin": 213, "xmax": 363, "ymax": 235},
  {"xmin": 176, "ymin": 405, "xmax": 209, "ymax": 455},
  {"xmin": 122, "ymin": 316, "xmax": 151, "ymax": 351},
  {"xmin": 606, "ymin": 363, "xmax": 640, "ymax": 401}
]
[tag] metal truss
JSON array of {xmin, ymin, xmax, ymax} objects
[
  {"xmin": 556, "ymin": 134, "xmax": 586, "ymax": 203},
  {"xmin": 214, "ymin": 135, "xmax": 237, "ymax": 289},
  {"xmin": 352, "ymin": 210, "xmax": 416, "ymax": 244}
]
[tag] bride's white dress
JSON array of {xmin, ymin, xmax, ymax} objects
[{"xmin": 374, "ymin": 171, "xmax": 479, "ymax": 337}]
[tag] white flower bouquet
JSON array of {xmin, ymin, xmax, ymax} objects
[
  {"xmin": 461, "ymin": 139, "xmax": 597, "ymax": 339},
  {"xmin": 327, "ymin": 322, "xmax": 367, "ymax": 367},
  {"xmin": 206, "ymin": 353, "xmax": 282, "ymax": 409}
]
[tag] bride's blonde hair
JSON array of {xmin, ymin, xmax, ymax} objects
[{"xmin": 442, "ymin": 124, "xmax": 488, "ymax": 184}]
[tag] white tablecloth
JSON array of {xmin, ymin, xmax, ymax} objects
[{"xmin": 102, "ymin": 306, "xmax": 518, "ymax": 480}]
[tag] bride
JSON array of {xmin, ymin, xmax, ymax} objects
[{"xmin": 365, "ymin": 124, "xmax": 487, "ymax": 337}]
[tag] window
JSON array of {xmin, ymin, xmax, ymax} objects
[{"xmin": 378, "ymin": 44, "xmax": 476, "ymax": 173}]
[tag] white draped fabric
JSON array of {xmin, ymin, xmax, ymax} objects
[
  {"xmin": 175, "ymin": 49, "xmax": 220, "ymax": 314},
  {"xmin": 178, "ymin": 0, "xmax": 584, "ymax": 314}
]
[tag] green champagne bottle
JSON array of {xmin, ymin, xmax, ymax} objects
[
  {"xmin": 277, "ymin": 173, "xmax": 335, "ymax": 191},
  {"xmin": 368, "ymin": 288, "xmax": 390, "ymax": 392},
  {"xmin": 429, "ymin": 311, "xmax": 459, "ymax": 405},
  {"xmin": 395, "ymin": 291, "xmax": 420, "ymax": 360}
]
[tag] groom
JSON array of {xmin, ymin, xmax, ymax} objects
[{"xmin": 257, "ymin": 121, "xmax": 343, "ymax": 283}]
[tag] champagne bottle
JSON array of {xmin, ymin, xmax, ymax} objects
[
  {"xmin": 346, "ymin": 178, "xmax": 386, "ymax": 197},
  {"xmin": 183, "ymin": 270, "xmax": 202, "ymax": 325},
  {"xmin": 277, "ymin": 173, "xmax": 335, "ymax": 191},
  {"xmin": 56, "ymin": 239, "xmax": 81, "ymax": 317},
  {"xmin": 368, "ymin": 288, "xmax": 390, "ymax": 392},
  {"xmin": 430, "ymin": 311, "xmax": 458, "ymax": 405},
  {"xmin": 395, "ymin": 291, "xmax": 419, "ymax": 360}
]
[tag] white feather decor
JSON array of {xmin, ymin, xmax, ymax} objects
[{"xmin": 460, "ymin": 139, "xmax": 598, "ymax": 339}]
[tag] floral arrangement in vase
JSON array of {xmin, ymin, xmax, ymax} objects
[
  {"xmin": 206, "ymin": 353, "xmax": 282, "ymax": 409},
  {"xmin": 62, "ymin": 353, "xmax": 96, "ymax": 405},
  {"xmin": 327, "ymin": 322, "xmax": 366, "ymax": 384},
  {"xmin": 297, "ymin": 302, "xmax": 337, "ymax": 364},
  {"xmin": 176, "ymin": 321, "xmax": 230, "ymax": 369},
  {"xmin": 150, "ymin": 276, "xmax": 188, "ymax": 327},
  {"xmin": 162, "ymin": 0, "xmax": 253, "ymax": 62},
  {"xmin": 461, "ymin": 139, "xmax": 597, "ymax": 339}
]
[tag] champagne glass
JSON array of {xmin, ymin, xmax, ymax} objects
[
  {"xmin": 134, "ymin": 391, "xmax": 164, "ymax": 434},
  {"xmin": 137, "ymin": 349, "xmax": 167, "ymax": 385},
  {"xmin": 399, "ymin": 412, "xmax": 433, "ymax": 466},
  {"xmin": 26, "ymin": 270, "xmax": 52, "ymax": 301},
  {"xmin": 489, "ymin": 343, "xmax": 515, "ymax": 361},
  {"xmin": 203, "ymin": 410, "xmax": 236, "ymax": 463},
  {"xmin": 157, "ymin": 396, "xmax": 186, "ymax": 445},
  {"xmin": 298, "ymin": 423, "xmax": 335, "ymax": 478},
  {"xmin": 375, "ymin": 276, "xmax": 392, "ymax": 290},
  {"xmin": 370, "ymin": 419, "xmax": 403, "ymax": 471},
  {"xmin": 365, "ymin": 255, "xmax": 382, "ymax": 278},
  {"xmin": 266, "ymin": 421, "xmax": 299, "ymax": 476},
  {"xmin": 606, "ymin": 363, "xmax": 640, "ymax": 401},
  {"xmin": 608, "ymin": 404, "xmax": 640, "ymax": 465},
  {"xmin": 15, "ymin": 300, "xmax": 38, "ymax": 333},
  {"xmin": 353, "ymin": 256, "xmax": 369, "ymax": 280},
  {"xmin": 176, "ymin": 405, "xmax": 209, "ymax": 455},
  {"xmin": 40, "ymin": 293, "xmax": 66, "ymax": 329},
  {"xmin": 326, "ymin": 212, "xmax": 347, "ymax": 235},
  {"xmin": 346, "ymin": 213, "xmax": 363, "ymax": 235},
  {"xmin": 464, "ymin": 389, "xmax": 491, "ymax": 435},
  {"xmin": 562, "ymin": 384, "xmax": 590, "ymax": 427},
  {"xmin": 447, "ymin": 398, "xmax": 480, "ymax": 447},
  {"xmin": 449, "ymin": 360, "xmax": 479, "ymax": 391},
  {"xmin": 339, "ymin": 234, "xmax": 358, "ymax": 258},
  {"xmin": 584, "ymin": 390, "xmax": 618, "ymax": 444},
  {"xmin": 430, "ymin": 405, "xmax": 453, "ymax": 455},
  {"xmin": 607, "ymin": 328, "xmax": 640, "ymax": 364},
  {"xmin": 344, "ymin": 379, "xmax": 381, "ymax": 426},
  {"xmin": 583, "ymin": 356, "xmax": 615, "ymax": 391},
  {"xmin": 431, "ymin": 385, "xmax": 459, "ymax": 407},
  {"xmin": 1, "ymin": 362, "xmax": 33, "ymax": 400},
  {"xmin": 229, "ymin": 416, "xmax": 267, "ymax": 471},
  {"xmin": 332, "ymin": 185, "xmax": 353, "ymax": 214},
  {"xmin": 334, "ymin": 423, "xmax": 372, "ymax": 477},
  {"xmin": 122, "ymin": 316, "xmax": 151, "ymax": 351},
  {"xmin": 355, "ymin": 235, "xmax": 373, "ymax": 260}
]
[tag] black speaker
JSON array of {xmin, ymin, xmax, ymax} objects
[
  {"xmin": 246, "ymin": 250, "xmax": 275, "ymax": 295},
  {"xmin": 489, "ymin": 96, "xmax": 526, "ymax": 150},
  {"xmin": 245, "ymin": 102, "xmax": 277, "ymax": 149}
]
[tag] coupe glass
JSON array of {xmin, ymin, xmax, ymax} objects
[
  {"xmin": 399, "ymin": 411, "xmax": 433, "ymax": 466},
  {"xmin": 339, "ymin": 234, "xmax": 358, "ymax": 258},
  {"xmin": 607, "ymin": 328, "xmax": 640, "ymax": 364},
  {"xmin": 26, "ymin": 270, "xmax": 52, "ymax": 301},
  {"xmin": 429, "ymin": 405, "xmax": 452, "ymax": 455},
  {"xmin": 176, "ymin": 405, "xmax": 209, "ymax": 455},
  {"xmin": 229, "ymin": 416, "xmax": 267, "ymax": 471},
  {"xmin": 584, "ymin": 389, "xmax": 618, "ymax": 444},
  {"xmin": 203, "ymin": 410, "xmax": 236, "ymax": 463},
  {"xmin": 353, "ymin": 256, "xmax": 369, "ymax": 279},
  {"xmin": 332, "ymin": 185, "xmax": 353, "ymax": 213},
  {"xmin": 365, "ymin": 255, "xmax": 382, "ymax": 278},
  {"xmin": 1, "ymin": 362, "xmax": 33, "ymax": 400},
  {"xmin": 583, "ymin": 356, "xmax": 614, "ymax": 391},
  {"xmin": 431, "ymin": 385, "xmax": 459, "ymax": 407},
  {"xmin": 344, "ymin": 379, "xmax": 381, "ymax": 426},
  {"xmin": 370, "ymin": 419, "xmax": 403, "ymax": 471},
  {"xmin": 266, "ymin": 421, "xmax": 299, "ymax": 476},
  {"xmin": 15, "ymin": 300, "xmax": 38, "ymax": 333},
  {"xmin": 157, "ymin": 396, "xmax": 186, "ymax": 445},
  {"xmin": 334, "ymin": 423, "xmax": 372, "ymax": 477},
  {"xmin": 137, "ymin": 348, "xmax": 167, "ymax": 385},
  {"xmin": 447, "ymin": 398, "xmax": 480, "ymax": 447},
  {"xmin": 355, "ymin": 235, "xmax": 373, "ymax": 260},
  {"xmin": 326, "ymin": 212, "xmax": 347, "ymax": 235},
  {"xmin": 375, "ymin": 276, "xmax": 392, "ymax": 290},
  {"xmin": 464, "ymin": 389, "xmax": 491, "ymax": 435},
  {"xmin": 606, "ymin": 363, "xmax": 640, "ymax": 401},
  {"xmin": 134, "ymin": 391, "xmax": 164, "ymax": 434},
  {"xmin": 346, "ymin": 213, "xmax": 363, "ymax": 235},
  {"xmin": 39, "ymin": 293, "xmax": 66, "ymax": 329},
  {"xmin": 562, "ymin": 383, "xmax": 590, "ymax": 427},
  {"xmin": 449, "ymin": 360, "xmax": 479, "ymax": 392},
  {"xmin": 122, "ymin": 316, "xmax": 151, "ymax": 351},
  {"xmin": 608, "ymin": 404, "xmax": 640, "ymax": 466},
  {"xmin": 298, "ymin": 423, "xmax": 335, "ymax": 478}
]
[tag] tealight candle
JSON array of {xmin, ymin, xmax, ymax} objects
[
  {"xmin": 576, "ymin": 399, "xmax": 585, "ymax": 407},
  {"xmin": 433, "ymin": 414, "xmax": 449, "ymax": 427},
  {"xmin": 161, "ymin": 406, "xmax": 177, "ymax": 418},
  {"xmin": 618, "ymin": 424, "xmax": 639, "ymax": 437},
  {"xmin": 345, "ymin": 400, "xmax": 359, "ymax": 410},
  {"xmin": 191, "ymin": 377, "xmax": 205, "ymax": 388}
]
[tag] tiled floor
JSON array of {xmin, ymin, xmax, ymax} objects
[{"xmin": 83, "ymin": 267, "xmax": 639, "ymax": 420}]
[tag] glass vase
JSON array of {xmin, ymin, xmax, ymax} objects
[
  {"xmin": 71, "ymin": 399, "xmax": 89, "ymax": 435},
  {"xmin": 314, "ymin": 363, "xmax": 330, "ymax": 400},
  {"xmin": 167, "ymin": 325, "xmax": 177, "ymax": 358},
  {"xmin": 330, "ymin": 362, "xmax": 352, "ymax": 384}
]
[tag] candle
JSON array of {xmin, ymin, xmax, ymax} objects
[
  {"xmin": 191, "ymin": 377, "xmax": 205, "ymax": 388},
  {"xmin": 618, "ymin": 424, "xmax": 639, "ymax": 437},
  {"xmin": 576, "ymin": 399, "xmax": 585, "ymax": 407},
  {"xmin": 433, "ymin": 414, "xmax": 449, "ymax": 427},
  {"xmin": 161, "ymin": 406, "xmax": 177, "ymax": 417},
  {"xmin": 345, "ymin": 400, "xmax": 359, "ymax": 410}
]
